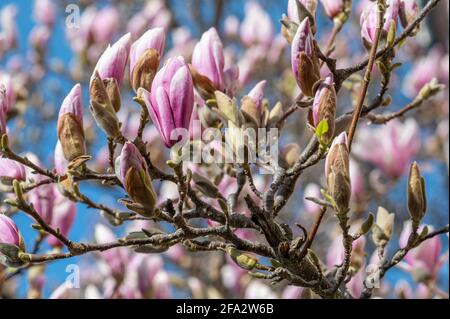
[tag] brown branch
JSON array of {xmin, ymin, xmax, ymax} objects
[{"xmin": 347, "ymin": 0, "xmax": 385, "ymax": 152}]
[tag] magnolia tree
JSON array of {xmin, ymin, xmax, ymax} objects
[{"xmin": 0, "ymin": 0, "xmax": 448, "ymax": 299}]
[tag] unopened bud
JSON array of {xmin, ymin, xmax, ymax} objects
[
  {"xmin": 407, "ymin": 161, "xmax": 426, "ymax": 226},
  {"xmin": 90, "ymin": 72, "xmax": 122, "ymax": 140},
  {"xmin": 103, "ymin": 78, "xmax": 121, "ymax": 112},
  {"xmin": 325, "ymin": 132, "xmax": 351, "ymax": 212},
  {"xmin": 131, "ymin": 48, "xmax": 160, "ymax": 93}
]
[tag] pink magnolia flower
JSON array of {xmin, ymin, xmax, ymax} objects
[
  {"xmin": 247, "ymin": 80, "xmax": 266, "ymax": 109},
  {"xmin": 54, "ymin": 141, "xmax": 68, "ymax": 175},
  {"xmin": 47, "ymin": 191, "xmax": 76, "ymax": 248},
  {"xmin": 129, "ymin": 27, "xmax": 166, "ymax": 80},
  {"xmin": 353, "ymin": 119, "xmax": 420, "ymax": 179},
  {"xmin": 152, "ymin": 271, "xmax": 171, "ymax": 298},
  {"xmin": 0, "ymin": 87, "xmax": 7, "ymax": 135},
  {"xmin": 399, "ymin": 221, "xmax": 445, "ymax": 280},
  {"xmin": 0, "ymin": 214, "xmax": 24, "ymax": 248},
  {"xmin": 346, "ymin": 264, "xmax": 366, "ymax": 298},
  {"xmin": 321, "ymin": 0, "xmax": 344, "ymax": 19},
  {"xmin": 0, "ymin": 158, "xmax": 26, "ymax": 184},
  {"xmin": 192, "ymin": 27, "xmax": 225, "ymax": 90},
  {"xmin": 245, "ymin": 281, "xmax": 277, "ymax": 299},
  {"xmin": 224, "ymin": 15, "xmax": 240, "ymax": 37},
  {"xmin": 58, "ymin": 83, "xmax": 83, "ymax": 126},
  {"xmin": 126, "ymin": 0, "xmax": 171, "ymax": 38},
  {"xmin": 360, "ymin": 0, "xmax": 400, "ymax": 45},
  {"xmin": 288, "ymin": 0, "xmax": 318, "ymax": 22},
  {"xmin": 34, "ymin": 0, "xmax": 56, "ymax": 27},
  {"xmin": 28, "ymin": 183, "xmax": 56, "ymax": 225},
  {"xmin": 118, "ymin": 142, "xmax": 148, "ymax": 186},
  {"xmin": 0, "ymin": 5, "xmax": 18, "ymax": 50},
  {"xmin": 0, "ymin": 73, "xmax": 16, "ymax": 113},
  {"xmin": 141, "ymin": 56, "xmax": 194, "ymax": 148},
  {"xmin": 403, "ymin": 47, "xmax": 447, "ymax": 98},
  {"xmin": 240, "ymin": 2, "xmax": 274, "ymax": 48},
  {"xmin": 95, "ymin": 224, "xmax": 129, "ymax": 278},
  {"xmin": 327, "ymin": 235, "xmax": 366, "ymax": 268},
  {"xmin": 350, "ymin": 159, "xmax": 364, "ymax": 199},
  {"xmin": 92, "ymin": 33, "xmax": 131, "ymax": 86},
  {"xmin": 29, "ymin": 25, "xmax": 51, "ymax": 51},
  {"xmin": 399, "ymin": 0, "xmax": 420, "ymax": 28},
  {"xmin": 92, "ymin": 7, "xmax": 120, "ymax": 44},
  {"xmin": 303, "ymin": 183, "xmax": 322, "ymax": 214}
]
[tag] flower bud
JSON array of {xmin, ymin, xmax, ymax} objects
[
  {"xmin": 130, "ymin": 27, "xmax": 165, "ymax": 92},
  {"xmin": 57, "ymin": 84, "xmax": 86, "ymax": 161},
  {"xmin": 0, "ymin": 214, "xmax": 25, "ymax": 267},
  {"xmin": 312, "ymin": 75, "xmax": 336, "ymax": 144},
  {"xmin": 142, "ymin": 56, "xmax": 194, "ymax": 148},
  {"xmin": 90, "ymin": 72, "xmax": 122, "ymax": 140},
  {"xmin": 192, "ymin": 27, "xmax": 225, "ymax": 90},
  {"xmin": 47, "ymin": 192, "xmax": 76, "ymax": 248},
  {"xmin": 360, "ymin": 0, "xmax": 400, "ymax": 48},
  {"xmin": 372, "ymin": 206, "xmax": 395, "ymax": 247},
  {"xmin": 118, "ymin": 142, "xmax": 157, "ymax": 215},
  {"xmin": 54, "ymin": 141, "xmax": 68, "ymax": 175},
  {"xmin": 240, "ymin": 80, "xmax": 266, "ymax": 128},
  {"xmin": 131, "ymin": 48, "xmax": 160, "ymax": 93},
  {"xmin": 407, "ymin": 161, "xmax": 426, "ymax": 226},
  {"xmin": 399, "ymin": 0, "xmax": 419, "ymax": 30},
  {"xmin": 0, "ymin": 158, "xmax": 26, "ymax": 184},
  {"xmin": 103, "ymin": 78, "xmax": 121, "ymax": 113},
  {"xmin": 325, "ymin": 132, "xmax": 351, "ymax": 212},
  {"xmin": 288, "ymin": 0, "xmax": 318, "ymax": 23},
  {"xmin": 0, "ymin": 73, "xmax": 15, "ymax": 113},
  {"xmin": 320, "ymin": 0, "xmax": 344, "ymax": 20},
  {"xmin": 92, "ymin": 33, "xmax": 131, "ymax": 86},
  {"xmin": 0, "ymin": 85, "xmax": 9, "ymax": 135},
  {"xmin": 291, "ymin": 18, "xmax": 320, "ymax": 96},
  {"xmin": 280, "ymin": 143, "xmax": 300, "ymax": 169},
  {"xmin": 29, "ymin": 183, "xmax": 56, "ymax": 225}
]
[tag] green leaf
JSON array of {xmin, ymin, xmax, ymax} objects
[{"xmin": 315, "ymin": 119, "xmax": 329, "ymax": 139}]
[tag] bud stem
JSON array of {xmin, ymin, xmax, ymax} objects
[{"xmin": 347, "ymin": 0, "xmax": 386, "ymax": 152}]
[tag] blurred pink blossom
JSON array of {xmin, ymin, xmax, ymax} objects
[{"xmin": 353, "ymin": 119, "xmax": 420, "ymax": 179}]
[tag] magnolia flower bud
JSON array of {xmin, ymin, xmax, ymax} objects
[
  {"xmin": 118, "ymin": 142, "xmax": 157, "ymax": 215},
  {"xmin": 360, "ymin": 0, "xmax": 400, "ymax": 48},
  {"xmin": 312, "ymin": 75, "xmax": 336, "ymax": 144},
  {"xmin": 0, "ymin": 74, "xmax": 15, "ymax": 113},
  {"xmin": 291, "ymin": 18, "xmax": 320, "ymax": 96},
  {"xmin": 0, "ymin": 158, "xmax": 26, "ymax": 184},
  {"xmin": 192, "ymin": 27, "xmax": 225, "ymax": 90},
  {"xmin": 399, "ymin": 0, "xmax": 419, "ymax": 30},
  {"xmin": 372, "ymin": 206, "xmax": 395, "ymax": 247},
  {"xmin": 280, "ymin": 143, "xmax": 300, "ymax": 168},
  {"xmin": 131, "ymin": 48, "xmax": 160, "ymax": 93},
  {"xmin": 407, "ymin": 161, "xmax": 426, "ymax": 226},
  {"xmin": 0, "ymin": 85, "xmax": 9, "ymax": 135},
  {"xmin": 103, "ymin": 78, "xmax": 121, "ymax": 113},
  {"xmin": 90, "ymin": 72, "xmax": 122, "ymax": 140},
  {"xmin": 92, "ymin": 33, "xmax": 131, "ymax": 86},
  {"xmin": 57, "ymin": 84, "xmax": 86, "ymax": 162},
  {"xmin": 240, "ymin": 80, "xmax": 266, "ymax": 128},
  {"xmin": 0, "ymin": 214, "xmax": 26, "ymax": 267},
  {"xmin": 142, "ymin": 56, "xmax": 194, "ymax": 148},
  {"xmin": 29, "ymin": 183, "xmax": 56, "ymax": 226},
  {"xmin": 130, "ymin": 27, "xmax": 165, "ymax": 92},
  {"xmin": 47, "ymin": 192, "xmax": 76, "ymax": 248},
  {"xmin": 54, "ymin": 141, "xmax": 68, "ymax": 175},
  {"xmin": 325, "ymin": 132, "xmax": 351, "ymax": 212},
  {"xmin": 320, "ymin": 0, "xmax": 344, "ymax": 19}
]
